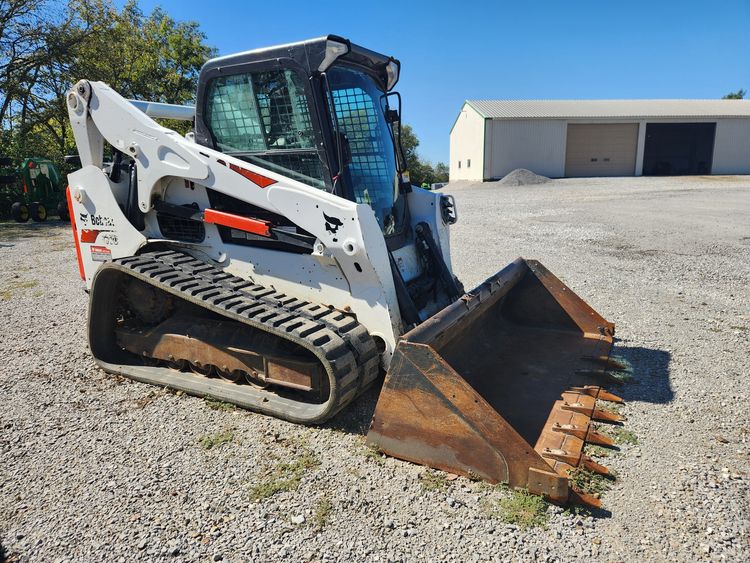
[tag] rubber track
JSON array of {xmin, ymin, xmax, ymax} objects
[{"xmin": 112, "ymin": 249, "xmax": 380, "ymax": 422}]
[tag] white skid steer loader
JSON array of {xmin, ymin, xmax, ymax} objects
[{"xmin": 66, "ymin": 35, "xmax": 626, "ymax": 506}]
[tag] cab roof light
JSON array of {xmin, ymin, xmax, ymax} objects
[
  {"xmin": 318, "ymin": 40, "xmax": 349, "ymax": 72},
  {"xmin": 386, "ymin": 60, "xmax": 400, "ymax": 91}
]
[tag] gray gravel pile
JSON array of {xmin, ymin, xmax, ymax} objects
[
  {"xmin": 497, "ymin": 168, "xmax": 550, "ymax": 186},
  {"xmin": 1, "ymin": 175, "xmax": 749, "ymax": 561}
]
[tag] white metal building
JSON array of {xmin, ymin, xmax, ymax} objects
[{"xmin": 449, "ymin": 99, "xmax": 750, "ymax": 181}]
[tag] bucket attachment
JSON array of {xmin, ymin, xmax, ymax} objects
[{"xmin": 367, "ymin": 258, "xmax": 623, "ymax": 506}]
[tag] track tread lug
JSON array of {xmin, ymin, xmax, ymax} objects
[{"xmin": 110, "ymin": 250, "xmax": 380, "ymax": 423}]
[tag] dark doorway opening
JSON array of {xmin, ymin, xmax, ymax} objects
[{"xmin": 642, "ymin": 122, "xmax": 716, "ymax": 175}]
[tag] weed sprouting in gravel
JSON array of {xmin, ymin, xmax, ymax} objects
[
  {"xmin": 564, "ymin": 504, "xmax": 592, "ymax": 518},
  {"xmin": 605, "ymin": 354, "xmax": 634, "ymax": 383},
  {"xmin": 482, "ymin": 488, "xmax": 549, "ymax": 529},
  {"xmin": 204, "ymin": 397, "xmax": 236, "ymax": 411},
  {"xmin": 1, "ymin": 278, "xmax": 38, "ymax": 300},
  {"xmin": 313, "ymin": 497, "xmax": 333, "ymax": 530},
  {"xmin": 598, "ymin": 424, "xmax": 638, "ymax": 445},
  {"xmin": 250, "ymin": 450, "xmax": 320, "ymax": 501},
  {"xmin": 597, "ymin": 400, "xmax": 623, "ymax": 417},
  {"xmin": 362, "ymin": 443, "xmax": 385, "ymax": 465},
  {"xmin": 567, "ymin": 467, "xmax": 615, "ymax": 497},
  {"xmin": 199, "ymin": 430, "xmax": 234, "ymax": 450},
  {"xmin": 584, "ymin": 444, "xmax": 618, "ymax": 458},
  {"xmin": 419, "ymin": 470, "xmax": 448, "ymax": 492}
]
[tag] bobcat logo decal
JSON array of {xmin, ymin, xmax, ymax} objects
[{"xmin": 323, "ymin": 211, "xmax": 343, "ymax": 235}]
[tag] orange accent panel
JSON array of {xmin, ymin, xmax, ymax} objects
[
  {"xmin": 227, "ymin": 163, "xmax": 277, "ymax": 188},
  {"xmin": 80, "ymin": 229, "xmax": 100, "ymax": 243},
  {"xmin": 203, "ymin": 208, "xmax": 272, "ymax": 237},
  {"xmin": 66, "ymin": 186, "xmax": 85, "ymax": 280}
]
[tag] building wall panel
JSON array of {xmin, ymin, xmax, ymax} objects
[
  {"xmin": 712, "ymin": 119, "xmax": 750, "ymax": 174},
  {"xmin": 485, "ymin": 120, "xmax": 567, "ymax": 179},
  {"xmin": 449, "ymin": 104, "xmax": 485, "ymax": 181}
]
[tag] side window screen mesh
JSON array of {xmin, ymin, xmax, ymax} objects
[
  {"xmin": 331, "ymin": 86, "xmax": 392, "ymax": 213},
  {"xmin": 207, "ymin": 74, "xmax": 266, "ymax": 152},
  {"xmin": 205, "ymin": 69, "xmax": 325, "ymax": 189}
]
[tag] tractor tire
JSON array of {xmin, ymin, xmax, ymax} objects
[
  {"xmin": 57, "ymin": 201, "xmax": 69, "ymax": 221},
  {"xmin": 30, "ymin": 202, "xmax": 47, "ymax": 222},
  {"xmin": 11, "ymin": 202, "xmax": 29, "ymax": 223}
]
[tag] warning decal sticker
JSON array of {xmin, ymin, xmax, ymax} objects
[{"xmin": 90, "ymin": 245, "xmax": 112, "ymax": 262}]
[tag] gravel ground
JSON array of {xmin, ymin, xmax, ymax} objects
[{"xmin": 1, "ymin": 175, "xmax": 749, "ymax": 562}]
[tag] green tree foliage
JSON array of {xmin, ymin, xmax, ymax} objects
[
  {"xmin": 722, "ymin": 89, "xmax": 746, "ymax": 99},
  {"xmin": 0, "ymin": 0, "xmax": 215, "ymax": 169},
  {"xmin": 397, "ymin": 123, "xmax": 449, "ymax": 185}
]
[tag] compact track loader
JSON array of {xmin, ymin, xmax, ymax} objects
[{"xmin": 66, "ymin": 36, "xmax": 625, "ymax": 506}]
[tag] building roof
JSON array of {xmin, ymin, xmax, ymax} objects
[{"xmin": 465, "ymin": 99, "xmax": 750, "ymax": 120}]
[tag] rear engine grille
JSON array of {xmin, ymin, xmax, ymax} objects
[{"xmin": 157, "ymin": 214, "xmax": 205, "ymax": 243}]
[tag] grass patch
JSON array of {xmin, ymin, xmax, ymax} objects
[
  {"xmin": 1, "ymin": 278, "xmax": 39, "ymax": 300},
  {"xmin": 584, "ymin": 444, "xmax": 617, "ymax": 458},
  {"xmin": 597, "ymin": 400, "xmax": 623, "ymax": 417},
  {"xmin": 362, "ymin": 443, "xmax": 385, "ymax": 465},
  {"xmin": 198, "ymin": 430, "xmax": 234, "ymax": 450},
  {"xmin": 606, "ymin": 354, "xmax": 634, "ymax": 383},
  {"xmin": 313, "ymin": 497, "xmax": 333, "ymax": 530},
  {"xmin": 567, "ymin": 467, "xmax": 614, "ymax": 497},
  {"xmin": 419, "ymin": 469, "xmax": 448, "ymax": 492},
  {"xmin": 599, "ymin": 425, "xmax": 638, "ymax": 445},
  {"xmin": 483, "ymin": 489, "xmax": 549, "ymax": 529},
  {"xmin": 250, "ymin": 450, "xmax": 320, "ymax": 501},
  {"xmin": 204, "ymin": 397, "xmax": 235, "ymax": 411}
]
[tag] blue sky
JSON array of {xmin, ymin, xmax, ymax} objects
[{"xmin": 124, "ymin": 0, "xmax": 748, "ymax": 163}]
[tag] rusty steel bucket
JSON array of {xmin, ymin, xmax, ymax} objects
[{"xmin": 367, "ymin": 258, "xmax": 624, "ymax": 506}]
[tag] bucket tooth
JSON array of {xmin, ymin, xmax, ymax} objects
[
  {"xmin": 569, "ymin": 488, "xmax": 602, "ymax": 509},
  {"xmin": 580, "ymin": 455, "xmax": 610, "ymax": 475},
  {"xmin": 551, "ymin": 422, "xmax": 588, "ymax": 441},
  {"xmin": 583, "ymin": 355, "xmax": 628, "ymax": 372},
  {"xmin": 569, "ymin": 385, "xmax": 623, "ymax": 404},
  {"xmin": 585, "ymin": 428, "xmax": 617, "ymax": 447},
  {"xmin": 551, "ymin": 421, "xmax": 616, "ymax": 447},
  {"xmin": 591, "ymin": 407, "xmax": 625, "ymax": 423},
  {"xmin": 541, "ymin": 447, "xmax": 581, "ymax": 467},
  {"xmin": 561, "ymin": 401, "xmax": 625, "ymax": 423},
  {"xmin": 575, "ymin": 368, "xmax": 626, "ymax": 384},
  {"xmin": 605, "ymin": 357, "xmax": 629, "ymax": 372}
]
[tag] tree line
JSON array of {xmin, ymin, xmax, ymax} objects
[
  {"xmin": 0, "ymin": 0, "xmax": 448, "ymax": 185},
  {"xmin": 0, "ymin": 0, "xmax": 215, "ymax": 171}
]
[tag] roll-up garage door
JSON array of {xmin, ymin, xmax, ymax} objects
[{"xmin": 565, "ymin": 123, "xmax": 638, "ymax": 177}]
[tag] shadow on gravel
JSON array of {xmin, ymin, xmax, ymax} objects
[
  {"xmin": 0, "ymin": 539, "xmax": 14, "ymax": 563},
  {"xmin": 0, "ymin": 221, "xmax": 67, "ymax": 243},
  {"xmin": 612, "ymin": 344, "xmax": 673, "ymax": 404},
  {"xmin": 324, "ymin": 378, "xmax": 383, "ymax": 435},
  {"xmin": 326, "ymin": 344, "xmax": 673, "ymax": 437}
]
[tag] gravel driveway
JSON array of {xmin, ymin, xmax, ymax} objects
[{"xmin": 1, "ymin": 175, "xmax": 748, "ymax": 562}]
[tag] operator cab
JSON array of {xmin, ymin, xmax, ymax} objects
[
  {"xmin": 194, "ymin": 36, "xmax": 459, "ymax": 326},
  {"xmin": 194, "ymin": 35, "xmax": 407, "ymax": 236}
]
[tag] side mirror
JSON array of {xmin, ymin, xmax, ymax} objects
[{"xmin": 384, "ymin": 108, "xmax": 400, "ymax": 124}]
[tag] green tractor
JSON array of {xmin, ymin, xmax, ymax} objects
[{"xmin": 0, "ymin": 157, "xmax": 69, "ymax": 222}]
